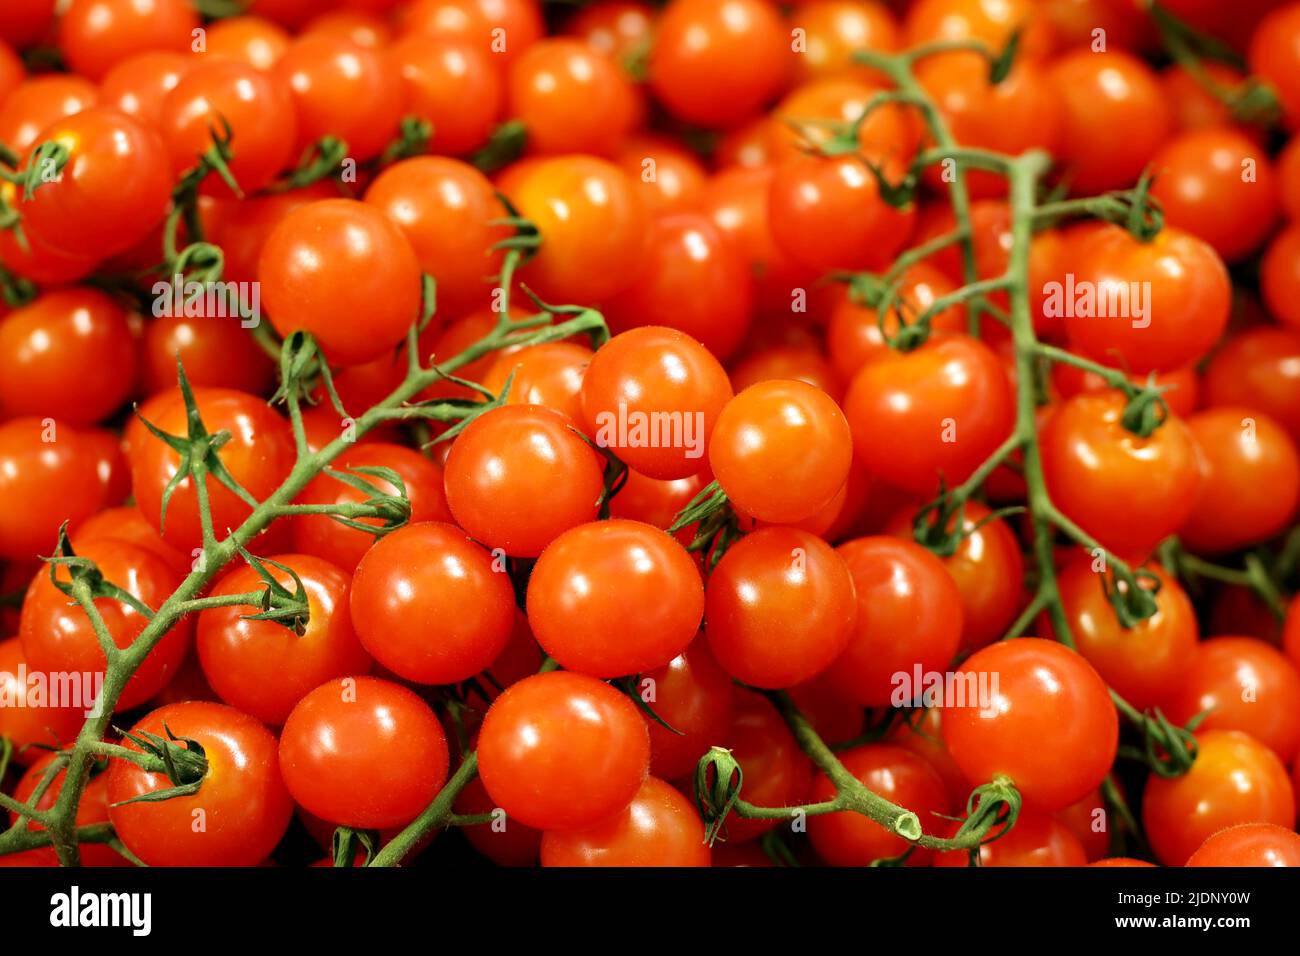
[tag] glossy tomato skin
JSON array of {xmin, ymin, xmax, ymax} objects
[
  {"xmin": 1040, "ymin": 392, "xmax": 1200, "ymax": 562},
  {"xmin": 1187, "ymin": 823, "xmax": 1300, "ymax": 867},
  {"xmin": 581, "ymin": 326, "xmax": 733, "ymax": 480},
  {"xmin": 454, "ymin": 773, "xmax": 542, "ymax": 866},
  {"xmin": 0, "ymin": 0, "xmax": 56, "ymax": 49},
  {"xmin": 808, "ymin": 744, "xmax": 950, "ymax": 866},
  {"xmin": 1143, "ymin": 730, "xmax": 1295, "ymax": 866},
  {"xmin": 130, "ymin": 387, "xmax": 296, "ymax": 553},
  {"xmin": 648, "ymin": 0, "xmax": 790, "ymax": 128},
  {"xmin": 643, "ymin": 637, "xmax": 735, "ymax": 780},
  {"xmin": 260, "ymin": 199, "xmax": 423, "ymax": 367},
  {"xmin": 0, "ymin": 288, "xmax": 136, "ymax": 425},
  {"xmin": 1066, "ymin": 225, "xmax": 1231, "ymax": 374},
  {"xmin": 527, "ymin": 519, "xmax": 703, "ymax": 678},
  {"xmin": 1204, "ymin": 327, "xmax": 1300, "ymax": 441},
  {"xmin": 204, "ymin": 14, "xmax": 290, "ymax": 71},
  {"xmin": 141, "ymin": 311, "xmax": 276, "ymax": 399},
  {"xmin": 108, "ymin": 701, "xmax": 294, "ymax": 867},
  {"xmin": 605, "ymin": 212, "xmax": 754, "ymax": 360},
  {"xmin": 279, "ymin": 676, "xmax": 450, "ymax": 829},
  {"xmin": 934, "ymin": 806, "xmax": 1089, "ymax": 867},
  {"xmin": 723, "ymin": 689, "xmax": 813, "ymax": 842},
  {"xmin": 20, "ymin": 539, "xmax": 192, "ymax": 711},
  {"xmin": 708, "ymin": 380, "xmax": 853, "ymax": 524},
  {"xmin": 196, "ymin": 554, "xmax": 373, "ymax": 725},
  {"xmin": 1250, "ymin": 3, "xmax": 1300, "ymax": 128},
  {"xmin": 350, "ymin": 522, "xmax": 516, "ymax": 684},
  {"xmin": 1261, "ymin": 224, "xmax": 1300, "ymax": 333},
  {"xmin": 100, "ymin": 52, "xmax": 193, "ymax": 128},
  {"xmin": 1051, "ymin": 559, "xmax": 1197, "ymax": 712},
  {"xmin": 5, "ymin": 754, "xmax": 124, "ymax": 867},
  {"xmin": 0, "ymin": 637, "xmax": 86, "ymax": 765},
  {"xmin": 614, "ymin": 134, "xmax": 707, "ymax": 216},
  {"xmin": 507, "ymin": 155, "xmax": 648, "ymax": 303},
  {"xmin": 291, "ymin": 443, "xmax": 452, "ymax": 572},
  {"xmin": 540, "ymin": 775, "xmax": 711, "ymax": 866},
  {"xmin": 845, "ymin": 335, "xmax": 1014, "ymax": 496},
  {"xmin": 477, "ymin": 671, "xmax": 651, "ymax": 831},
  {"xmin": 159, "ymin": 60, "xmax": 298, "ymax": 197},
  {"xmin": 1180, "ymin": 407, "xmax": 1300, "ymax": 553},
  {"xmin": 58, "ymin": 0, "xmax": 198, "ymax": 81},
  {"xmin": 20, "ymin": 108, "xmax": 171, "ymax": 260},
  {"xmin": 824, "ymin": 536, "xmax": 962, "ymax": 707},
  {"xmin": 941, "ymin": 638, "xmax": 1118, "ymax": 811},
  {"xmin": 0, "ymin": 75, "xmax": 97, "ymax": 156},
  {"xmin": 705, "ymin": 527, "xmax": 857, "ymax": 689},
  {"xmin": 481, "ymin": 342, "xmax": 592, "ymax": 425},
  {"xmin": 1163, "ymin": 637, "xmax": 1300, "ymax": 765},
  {"xmin": 444, "ymin": 405, "xmax": 605, "ymax": 558},
  {"xmin": 389, "ymin": 36, "xmax": 502, "ymax": 157},
  {"xmin": 789, "ymin": 0, "xmax": 900, "ymax": 84},
  {"xmin": 903, "ymin": 0, "xmax": 1052, "ymax": 58},
  {"xmin": 364, "ymin": 157, "xmax": 509, "ymax": 320}
]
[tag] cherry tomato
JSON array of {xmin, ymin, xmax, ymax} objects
[
  {"xmin": 1249, "ymin": 3, "xmax": 1300, "ymax": 128},
  {"xmin": 941, "ymin": 638, "xmax": 1118, "ymax": 811},
  {"xmin": 6, "ymin": 754, "xmax": 124, "ymax": 867},
  {"xmin": 1051, "ymin": 361, "xmax": 1200, "ymax": 419},
  {"xmin": 845, "ymin": 334, "xmax": 1014, "ymax": 496},
  {"xmin": 389, "ymin": 35, "xmax": 502, "ymax": 156},
  {"xmin": 527, "ymin": 519, "xmax": 703, "ymax": 677},
  {"xmin": 1163, "ymin": 637, "xmax": 1300, "ymax": 765},
  {"xmin": 204, "ymin": 15, "xmax": 290, "ymax": 71},
  {"xmin": 904, "ymin": 0, "xmax": 1053, "ymax": 60},
  {"xmin": 70, "ymin": 506, "xmax": 189, "ymax": 577},
  {"xmin": 723, "ymin": 689, "xmax": 813, "ymax": 842},
  {"xmin": 789, "ymin": 0, "xmax": 900, "ymax": 84},
  {"xmin": 1142, "ymin": 729, "xmax": 1295, "ymax": 866},
  {"xmin": 19, "ymin": 538, "xmax": 193, "ymax": 711},
  {"xmin": 400, "ymin": 0, "xmax": 545, "ymax": 67},
  {"xmin": 541, "ymin": 775, "xmax": 711, "ymax": 866},
  {"xmin": 98, "ymin": 51, "xmax": 194, "ymax": 127},
  {"xmin": 1260, "ymin": 224, "xmax": 1300, "ymax": 333},
  {"xmin": 643, "ymin": 637, "xmax": 734, "ymax": 780},
  {"xmin": 934, "ymin": 806, "xmax": 1089, "ymax": 867},
  {"xmin": 481, "ymin": 341, "xmax": 592, "ymax": 424},
  {"xmin": 508, "ymin": 39, "xmax": 640, "ymax": 156},
  {"xmin": 350, "ymin": 522, "xmax": 516, "ymax": 684},
  {"xmin": 108, "ymin": 701, "xmax": 294, "ymax": 866},
  {"xmin": 824, "ymin": 536, "xmax": 962, "ymax": 707},
  {"xmin": 1162, "ymin": 62, "xmax": 1259, "ymax": 138},
  {"xmin": 279, "ymin": 676, "xmax": 450, "ymax": 828},
  {"xmin": 614, "ymin": 134, "xmax": 708, "ymax": 216},
  {"xmin": 648, "ymin": 0, "xmax": 790, "ymax": 128},
  {"xmin": 1204, "ymin": 326, "xmax": 1300, "ymax": 442},
  {"xmin": 303, "ymin": 9, "xmax": 393, "ymax": 48},
  {"xmin": 0, "ymin": 637, "xmax": 86, "ymax": 765},
  {"xmin": 1180, "ymin": 406, "xmax": 1300, "ymax": 553},
  {"xmin": 0, "ymin": 288, "xmax": 137, "ymax": 425},
  {"xmin": 259, "ymin": 198, "xmax": 423, "ymax": 366},
  {"xmin": 0, "ymin": 75, "xmax": 98, "ymax": 155},
  {"xmin": 0, "ymin": 0, "xmax": 55, "ymax": 49},
  {"xmin": 565, "ymin": 0, "xmax": 656, "ymax": 63},
  {"xmin": 1040, "ymin": 391, "xmax": 1200, "ymax": 562},
  {"xmin": 159, "ymin": 60, "xmax": 298, "ymax": 197},
  {"xmin": 291, "ymin": 443, "xmax": 452, "ymax": 573},
  {"xmin": 130, "ymin": 386, "xmax": 297, "ymax": 553},
  {"xmin": 507, "ymin": 155, "xmax": 648, "ymax": 303},
  {"xmin": 606, "ymin": 212, "xmax": 754, "ymax": 360},
  {"xmin": 809, "ymin": 743, "xmax": 950, "ymax": 866},
  {"xmin": 58, "ymin": 0, "xmax": 198, "ymax": 81},
  {"xmin": 477, "ymin": 670, "xmax": 650, "ymax": 830},
  {"xmin": 768, "ymin": 77, "xmax": 918, "ymax": 166},
  {"xmin": 453, "ymin": 772, "xmax": 542, "ymax": 866},
  {"xmin": 1187, "ymin": 823, "xmax": 1300, "ymax": 867},
  {"xmin": 141, "ymin": 312, "xmax": 276, "ymax": 399},
  {"xmin": 581, "ymin": 326, "xmax": 732, "ymax": 480}
]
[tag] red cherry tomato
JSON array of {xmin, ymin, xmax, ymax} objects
[
  {"xmin": 0, "ymin": 637, "xmax": 86, "ymax": 765},
  {"xmin": 643, "ymin": 637, "xmax": 734, "ymax": 780},
  {"xmin": 6, "ymin": 753, "xmax": 124, "ymax": 867},
  {"xmin": 1187, "ymin": 823, "xmax": 1300, "ymax": 867},
  {"xmin": 140, "ymin": 311, "xmax": 276, "ymax": 399},
  {"xmin": 58, "ymin": 0, "xmax": 198, "ymax": 81},
  {"xmin": 204, "ymin": 14, "xmax": 291, "ymax": 71},
  {"xmin": 723, "ymin": 689, "xmax": 813, "ymax": 842},
  {"xmin": 0, "ymin": 75, "xmax": 98, "ymax": 155},
  {"xmin": 1204, "ymin": 326, "xmax": 1300, "ymax": 442},
  {"xmin": 480, "ymin": 341, "xmax": 592, "ymax": 424},
  {"xmin": 98, "ymin": 51, "xmax": 194, "ymax": 127},
  {"xmin": 934, "ymin": 806, "xmax": 1089, "ymax": 867},
  {"xmin": 1260, "ymin": 224, "xmax": 1300, "ymax": 334},
  {"xmin": 389, "ymin": 35, "xmax": 502, "ymax": 156}
]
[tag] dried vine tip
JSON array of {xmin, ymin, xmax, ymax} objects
[{"xmin": 893, "ymin": 812, "xmax": 923, "ymax": 842}]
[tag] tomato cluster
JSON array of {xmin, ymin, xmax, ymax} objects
[{"xmin": 1, "ymin": 0, "xmax": 1299, "ymax": 873}]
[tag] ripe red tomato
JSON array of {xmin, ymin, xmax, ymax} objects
[
  {"xmin": 1260, "ymin": 224, "xmax": 1300, "ymax": 333},
  {"xmin": 304, "ymin": 9, "xmax": 393, "ymax": 48},
  {"xmin": 477, "ymin": 670, "xmax": 650, "ymax": 830},
  {"xmin": 58, "ymin": 0, "xmax": 198, "ymax": 81},
  {"xmin": 1051, "ymin": 361, "xmax": 1200, "ymax": 419},
  {"xmin": 1143, "ymin": 729, "xmax": 1295, "ymax": 866},
  {"xmin": 904, "ymin": 0, "xmax": 1053, "ymax": 59},
  {"xmin": 400, "ymin": 0, "xmax": 545, "ymax": 67},
  {"xmin": 642, "ymin": 637, "xmax": 734, "ymax": 780},
  {"xmin": 1180, "ymin": 406, "xmax": 1300, "ymax": 553},
  {"xmin": 1249, "ymin": 3, "xmax": 1300, "ymax": 128},
  {"xmin": 204, "ymin": 14, "xmax": 290, "ymax": 71},
  {"xmin": 580, "ymin": 326, "xmax": 732, "ymax": 480},
  {"xmin": 1163, "ymin": 637, "xmax": 1300, "ymax": 765},
  {"xmin": 108, "ymin": 701, "xmax": 294, "ymax": 866},
  {"xmin": 527, "ymin": 519, "xmax": 703, "ymax": 677},
  {"xmin": 444, "ymin": 405, "xmax": 605, "ymax": 557},
  {"xmin": 1150, "ymin": 127, "xmax": 1279, "ymax": 262},
  {"xmin": 196, "ymin": 553, "xmax": 373, "ymax": 725},
  {"xmin": 0, "ymin": 288, "xmax": 137, "ymax": 425},
  {"xmin": 6, "ymin": 753, "xmax": 124, "ymax": 867},
  {"xmin": 1050, "ymin": 558, "xmax": 1197, "ymax": 711},
  {"xmin": 480, "ymin": 342, "xmax": 592, "ymax": 425},
  {"xmin": 18, "ymin": 108, "xmax": 171, "ymax": 260},
  {"xmin": 350, "ymin": 522, "xmax": 516, "ymax": 684},
  {"xmin": 507, "ymin": 155, "xmax": 648, "ymax": 303},
  {"xmin": 453, "ymin": 772, "xmax": 542, "ymax": 866},
  {"xmin": 613, "ymin": 134, "xmax": 707, "ymax": 216},
  {"xmin": 19, "ymin": 538, "xmax": 192, "ymax": 711},
  {"xmin": 808, "ymin": 744, "xmax": 950, "ymax": 866},
  {"xmin": 789, "ymin": 0, "xmax": 900, "ymax": 84},
  {"xmin": 540, "ymin": 775, "xmax": 710, "ymax": 866},
  {"xmin": 1040, "ymin": 391, "xmax": 1200, "ymax": 562},
  {"xmin": 723, "ymin": 689, "xmax": 813, "ymax": 842},
  {"xmin": 389, "ymin": 35, "xmax": 502, "ymax": 156},
  {"xmin": 934, "ymin": 806, "xmax": 1089, "ymax": 867},
  {"xmin": 0, "ymin": 637, "xmax": 86, "ymax": 765},
  {"xmin": 0, "ymin": 0, "xmax": 56, "ymax": 49},
  {"xmin": 70, "ymin": 507, "xmax": 189, "ymax": 578},
  {"xmin": 768, "ymin": 77, "xmax": 918, "ymax": 167},
  {"xmin": 1203, "ymin": 326, "xmax": 1300, "ymax": 441},
  {"xmin": 941, "ymin": 638, "xmax": 1118, "ymax": 811},
  {"xmin": 140, "ymin": 312, "xmax": 276, "ymax": 399},
  {"xmin": 845, "ymin": 334, "xmax": 1015, "ymax": 496},
  {"xmin": 882, "ymin": 500, "xmax": 1024, "ymax": 652},
  {"xmin": 1049, "ymin": 48, "xmax": 1173, "ymax": 194},
  {"xmin": 705, "ymin": 527, "xmax": 857, "ymax": 688},
  {"xmin": 129, "ymin": 387, "xmax": 297, "ymax": 553},
  {"xmin": 1187, "ymin": 823, "xmax": 1300, "ymax": 867},
  {"xmin": 275, "ymin": 34, "xmax": 405, "ymax": 163},
  {"xmin": 279, "ymin": 676, "xmax": 450, "ymax": 829},
  {"xmin": 260, "ymin": 198, "xmax": 423, "ymax": 366},
  {"xmin": 824, "ymin": 536, "xmax": 962, "ymax": 707},
  {"xmin": 364, "ymin": 157, "xmax": 509, "ymax": 321},
  {"xmin": 648, "ymin": 0, "xmax": 790, "ymax": 128},
  {"xmin": 159, "ymin": 60, "xmax": 298, "ymax": 197},
  {"xmin": 98, "ymin": 51, "xmax": 193, "ymax": 127},
  {"xmin": 728, "ymin": 345, "xmax": 842, "ymax": 402},
  {"xmin": 708, "ymin": 380, "xmax": 852, "ymax": 523},
  {"xmin": 0, "ymin": 75, "xmax": 97, "ymax": 155}
]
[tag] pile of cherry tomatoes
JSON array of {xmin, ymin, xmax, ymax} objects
[{"xmin": 0, "ymin": 0, "xmax": 1299, "ymax": 871}]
